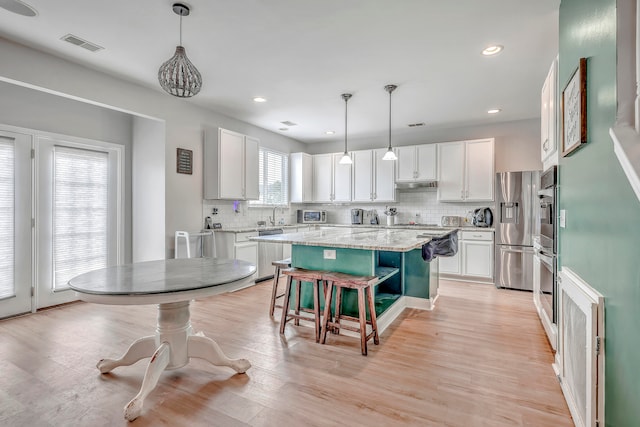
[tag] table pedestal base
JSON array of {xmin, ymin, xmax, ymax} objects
[{"xmin": 96, "ymin": 301, "xmax": 250, "ymax": 421}]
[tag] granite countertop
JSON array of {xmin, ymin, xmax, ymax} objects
[
  {"xmin": 250, "ymin": 227, "xmax": 452, "ymax": 252},
  {"xmin": 214, "ymin": 223, "xmax": 494, "ymax": 233}
]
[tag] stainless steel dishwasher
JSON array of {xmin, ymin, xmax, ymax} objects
[{"xmin": 257, "ymin": 228, "xmax": 284, "ymax": 281}]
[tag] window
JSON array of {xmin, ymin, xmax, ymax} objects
[
  {"xmin": 0, "ymin": 139, "xmax": 14, "ymax": 299},
  {"xmin": 52, "ymin": 146, "xmax": 109, "ymax": 290},
  {"xmin": 251, "ymin": 148, "xmax": 289, "ymax": 206}
]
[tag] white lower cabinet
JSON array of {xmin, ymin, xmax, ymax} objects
[
  {"xmin": 439, "ymin": 250, "xmax": 461, "ymax": 275},
  {"xmin": 440, "ymin": 230, "xmax": 494, "ymax": 281},
  {"xmin": 215, "ymin": 231, "xmax": 258, "ymax": 280}
]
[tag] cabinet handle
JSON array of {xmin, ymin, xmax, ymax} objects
[{"xmin": 466, "ymin": 190, "xmax": 469, "ymax": 198}]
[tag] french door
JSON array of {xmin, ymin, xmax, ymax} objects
[
  {"xmin": 36, "ymin": 136, "xmax": 122, "ymax": 308},
  {"xmin": 0, "ymin": 126, "xmax": 123, "ymax": 318},
  {"xmin": 0, "ymin": 130, "xmax": 32, "ymax": 318}
]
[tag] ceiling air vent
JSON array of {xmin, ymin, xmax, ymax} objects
[
  {"xmin": 280, "ymin": 121, "xmax": 297, "ymax": 127},
  {"xmin": 61, "ymin": 34, "xmax": 104, "ymax": 52},
  {"xmin": 407, "ymin": 122, "xmax": 425, "ymax": 127}
]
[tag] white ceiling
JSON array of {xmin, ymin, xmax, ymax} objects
[{"xmin": 0, "ymin": 0, "xmax": 560, "ymax": 144}]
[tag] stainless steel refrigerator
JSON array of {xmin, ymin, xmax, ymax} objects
[{"xmin": 494, "ymin": 171, "xmax": 540, "ymax": 290}]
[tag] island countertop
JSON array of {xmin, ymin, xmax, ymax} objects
[{"xmin": 250, "ymin": 227, "xmax": 452, "ymax": 252}]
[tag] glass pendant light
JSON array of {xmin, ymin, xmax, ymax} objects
[
  {"xmin": 158, "ymin": 3, "xmax": 202, "ymax": 98},
  {"xmin": 339, "ymin": 93, "xmax": 353, "ymax": 165},
  {"xmin": 382, "ymin": 84, "xmax": 398, "ymax": 161}
]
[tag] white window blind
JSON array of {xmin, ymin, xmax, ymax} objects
[
  {"xmin": 0, "ymin": 139, "xmax": 14, "ymax": 299},
  {"xmin": 252, "ymin": 148, "xmax": 289, "ymax": 205},
  {"xmin": 53, "ymin": 146, "xmax": 108, "ymax": 290}
]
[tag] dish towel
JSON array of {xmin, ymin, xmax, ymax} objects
[{"xmin": 421, "ymin": 230, "xmax": 459, "ymax": 262}]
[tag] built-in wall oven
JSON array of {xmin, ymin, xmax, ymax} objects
[{"xmin": 534, "ymin": 165, "xmax": 557, "ymax": 349}]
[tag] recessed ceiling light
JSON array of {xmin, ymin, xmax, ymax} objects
[
  {"xmin": 0, "ymin": 0, "xmax": 37, "ymax": 16},
  {"xmin": 487, "ymin": 108, "xmax": 501, "ymax": 114},
  {"xmin": 281, "ymin": 121, "xmax": 297, "ymax": 126},
  {"xmin": 279, "ymin": 128, "xmax": 288, "ymax": 131},
  {"xmin": 253, "ymin": 97, "xmax": 267, "ymax": 103},
  {"xmin": 325, "ymin": 130, "xmax": 335, "ymax": 135},
  {"xmin": 482, "ymin": 45, "xmax": 503, "ymax": 56}
]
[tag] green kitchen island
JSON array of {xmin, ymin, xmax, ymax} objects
[{"xmin": 252, "ymin": 227, "xmax": 451, "ymax": 334}]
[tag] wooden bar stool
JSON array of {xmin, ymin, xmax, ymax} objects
[
  {"xmin": 320, "ymin": 272, "xmax": 379, "ymax": 355},
  {"xmin": 280, "ymin": 268, "xmax": 326, "ymax": 342},
  {"xmin": 269, "ymin": 257, "xmax": 291, "ymax": 316}
]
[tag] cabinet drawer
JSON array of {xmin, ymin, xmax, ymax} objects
[
  {"xmin": 461, "ymin": 231, "xmax": 494, "ymax": 241},
  {"xmin": 235, "ymin": 231, "xmax": 258, "ymax": 242}
]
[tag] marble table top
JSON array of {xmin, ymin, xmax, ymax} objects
[
  {"xmin": 251, "ymin": 227, "xmax": 454, "ymax": 252},
  {"xmin": 68, "ymin": 258, "xmax": 256, "ymax": 305}
]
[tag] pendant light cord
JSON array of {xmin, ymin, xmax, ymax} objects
[
  {"xmin": 388, "ymin": 90, "xmax": 392, "ymax": 150},
  {"xmin": 179, "ymin": 14, "xmax": 183, "ymax": 46},
  {"xmin": 344, "ymin": 97, "xmax": 348, "ymax": 153}
]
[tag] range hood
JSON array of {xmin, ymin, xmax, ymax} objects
[{"xmin": 395, "ymin": 181, "xmax": 438, "ymax": 190}]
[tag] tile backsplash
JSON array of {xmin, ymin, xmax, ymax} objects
[{"xmin": 203, "ymin": 188, "xmax": 495, "ymax": 228}]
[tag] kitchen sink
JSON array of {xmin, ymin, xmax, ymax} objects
[{"xmin": 394, "ymin": 223, "xmax": 439, "ymax": 227}]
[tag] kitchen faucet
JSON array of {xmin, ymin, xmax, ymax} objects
[{"xmin": 269, "ymin": 206, "xmax": 278, "ymax": 226}]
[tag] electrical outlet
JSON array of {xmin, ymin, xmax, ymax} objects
[
  {"xmin": 323, "ymin": 249, "xmax": 336, "ymax": 260},
  {"xmin": 559, "ymin": 209, "xmax": 566, "ymax": 228}
]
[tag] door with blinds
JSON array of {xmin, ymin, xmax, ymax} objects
[
  {"xmin": 36, "ymin": 137, "xmax": 121, "ymax": 308},
  {"xmin": 0, "ymin": 131, "xmax": 32, "ymax": 319}
]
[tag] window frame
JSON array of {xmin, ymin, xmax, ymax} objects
[{"xmin": 249, "ymin": 147, "xmax": 289, "ymax": 207}]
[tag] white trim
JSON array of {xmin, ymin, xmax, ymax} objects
[
  {"xmin": 556, "ymin": 267, "xmax": 605, "ymax": 427},
  {"xmin": 610, "ymin": 0, "xmax": 640, "ymax": 203},
  {"xmin": 610, "ymin": 125, "xmax": 640, "ymax": 202}
]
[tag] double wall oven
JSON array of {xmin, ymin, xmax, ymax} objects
[{"xmin": 533, "ymin": 165, "xmax": 557, "ymax": 348}]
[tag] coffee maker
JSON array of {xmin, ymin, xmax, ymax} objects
[{"xmin": 351, "ymin": 208, "xmax": 364, "ymax": 225}]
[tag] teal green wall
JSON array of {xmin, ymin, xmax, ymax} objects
[{"xmin": 559, "ymin": 0, "xmax": 640, "ymax": 424}]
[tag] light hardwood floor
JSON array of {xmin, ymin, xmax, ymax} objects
[{"xmin": 0, "ymin": 279, "xmax": 572, "ymax": 426}]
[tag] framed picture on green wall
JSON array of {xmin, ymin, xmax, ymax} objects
[{"xmin": 562, "ymin": 58, "xmax": 587, "ymax": 157}]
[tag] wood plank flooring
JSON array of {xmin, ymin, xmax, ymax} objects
[{"xmin": 0, "ymin": 279, "xmax": 572, "ymax": 426}]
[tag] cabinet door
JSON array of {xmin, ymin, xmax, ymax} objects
[
  {"xmin": 302, "ymin": 153, "xmax": 313, "ymax": 202},
  {"xmin": 542, "ymin": 60, "xmax": 557, "ymax": 164},
  {"xmin": 465, "ymin": 139, "xmax": 494, "ymax": 201},
  {"xmin": 244, "ymin": 136, "xmax": 260, "ymax": 200},
  {"xmin": 462, "ymin": 240, "xmax": 493, "ymax": 278},
  {"xmin": 352, "ymin": 150, "xmax": 373, "ymax": 202},
  {"xmin": 312, "ymin": 154, "xmax": 333, "ymax": 202},
  {"xmin": 437, "ymin": 142, "xmax": 465, "ymax": 201},
  {"xmin": 235, "ymin": 243, "xmax": 258, "ymax": 268},
  {"xmin": 333, "ymin": 153, "xmax": 352, "ymax": 202},
  {"xmin": 374, "ymin": 148, "xmax": 396, "ymax": 202},
  {"xmin": 290, "ymin": 152, "xmax": 313, "ymax": 203},
  {"xmin": 395, "ymin": 146, "xmax": 416, "ymax": 182},
  {"xmin": 416, "ymin": 144, "xmax": 437, "ymax": 181},
  {"xmin": 219, "ymin": 129, "xmax": 245, "ymax": 199},
  {"xmin": 438, "ymin": 252, "xmax": 461, "ymax": 275},
  {"xmin": 541, "ymin": 75, "xmax": 550, "ymax": 160}
]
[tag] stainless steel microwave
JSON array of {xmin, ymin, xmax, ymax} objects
[{"xmin": 297, "ymin": 210, "xmax": 327, "ymax": 224}]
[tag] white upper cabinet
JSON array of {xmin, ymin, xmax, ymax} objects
[
  {"xmin": 374, "ymin": 148, "xmax": 396, "ymax": 201},
  {"xmin": 204, "ymin": 128, "xmax": 259, "ymax": 200},
  {"xmin": 312, "ymin": 153, "xmax": 333, "ymax": 202},
  {"xmin": 352, "ymin": 150, "xmax": 374, "ymax": 202},
  {"xmin": 541, "ymin": 58, "xmax": 558, "ymax": 169},
  {"xmin": 352, "ymin": 149, "xmax": 396, "ymax": 203},
  {"xmin": 395, "ymin": 144, "xmax": 437, "ymax": 182},
  {"xmin": 333, "ymin": 153, "xmax": 352, "ymax": 202},
  {"xmin": 312, "ymin": 153, "xmax": 352, "ymax": 202},
  {"xmin": 290, "ymin": 152, "xmax": 313, "ymax": 203},
  {"xmin": 437, "ymin": 139, "xmax": 494, "ymax": 202}
]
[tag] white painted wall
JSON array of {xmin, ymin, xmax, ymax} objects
[
  {"xmin": 0, "ymin": 80, "xmax": 134, "ymax": 262},
  {"xmin": 132, "ymin": 117, "xmax": 165, "ymax": 262},
  {"xmin": 305, "ymin": 118, "xmax": 543, "ymax": 173},
  {"xmin": 0, "ymin": 37, "xmax": 306, "ymax": 258}
]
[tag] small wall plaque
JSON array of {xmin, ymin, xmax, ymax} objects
[{"xmin": 177, "ymin": 148, "xmax": 193, "ymax": 174}]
